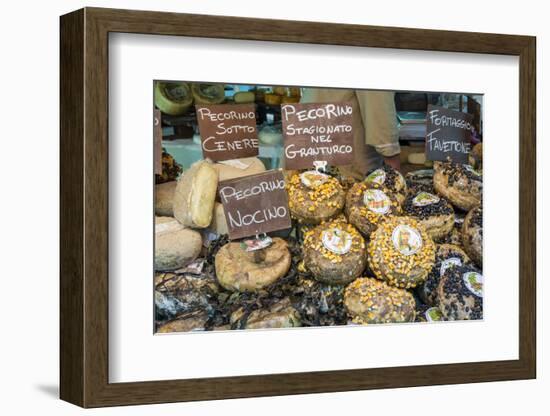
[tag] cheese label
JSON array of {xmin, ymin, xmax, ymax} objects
[
  {"xmin": 365, "ymin": 168, "xmax": 386, "ymax": 185},
  {"xmin": 413, "ymin": 191, "xmax": 440, "ymax": 207},
  {"xmin": 440, "ymin": 257, "xmax": 462, "ymax": 276},
  {"xmin": 425, "ymin": 307, "xmax": 444, "ymax": 322},
  {"xmin": 392, "ymin": 225, "xmax": 423, "ymax": 256},
  {"xmin": 322, "ymin": 228, "xmax": 352, "ymax": 255},
  {"xmin": 363, "ymin": 189, "xmax": 391, "ymax": 214},
  {"xmin": 300, "ymin": 170, "xmax": 329, "ymax": 188},
  {"xmin": 241, "ymin": 235, "xmax": 273, "ymax": 252},
  {"xmin": 463, "ymin": 271, "xmax": 483, "ymax": 297}
]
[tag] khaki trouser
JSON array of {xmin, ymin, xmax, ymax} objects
[{"xmin": 300, "ymin": 88, "xmax": 399, "ymax": 178}]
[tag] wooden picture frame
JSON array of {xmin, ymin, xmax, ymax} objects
[{"xmin": 60, "ymin": 7, "xmax": 536, "ymax": 408}]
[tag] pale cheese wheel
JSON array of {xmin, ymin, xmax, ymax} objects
[
  {"xmin": 155, "ymin": 181, "xmax": 177, "ymax": 217},
  {"xmin": 154, "ymin": 217, "xmax": 203, "ymax": 271},
  {"xmin": 173, "ymin": 160, "xmax": 218, "ymax": 228},
  {"xmin": 233, "ymin": 91, "xmax": 255, "ymax": 104},
  {"xmin": 209, "ymin": 202, "xmax": 228, "ymax": 235},
  {"xmin": 213, "ymin": 157, "xmax": 266, "ymax": 182}
]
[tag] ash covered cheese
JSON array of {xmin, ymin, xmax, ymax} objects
[
  {"xmin": 433, "ymin": 161, "xmax": 482, "ymax": 211},
  {"xmin": 462, "ymin": 205, "xmax": 483, "ymax": 268},
  {"xmin": 417, "ymin": 243, "xmax": 471, "ymax": 305},
  {"xmin": 403, "ymin": 190, "xmax": 455, "ymax": 242},
  {"xmin": 437, "ymin": 264, "xmax": 483, "ymax": 320}
]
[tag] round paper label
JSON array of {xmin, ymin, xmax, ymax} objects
[
  {"xmin": 413, "ymin": 191, "xmax": 440, "ymax": 207},
  {"xmin": 322, "ymin": 228, "xmax": 353, "ymax": 255},
  {"xmin": 300, "ymin": 170, "xmax": 329, "ymax": 188},
  {"xmin": 391, "ymin": 225, "xmax": 423, "ymax": 256},
  {"xmin": 463, "ymin": 271, "xmax": 483, "ymax": 297},
  {"xmin": 425, "ymin": 307, "xmax": 443, "ymax": 322},
  {"xmin": 440, "ymin": 257, "xmax": 462, "ymax": 276},
  {"xmin": 365, "ymin": 168, "xmax": 386, "ymax": 185},
  {"xmin": 363, "ymin": 189, "xmax": 391, "ymax": 214}
]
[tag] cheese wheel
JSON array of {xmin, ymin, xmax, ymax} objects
[
  {"xmin": 191, "ymin": 83, "xmax": 225, "ymax": 105},
  {"xmin": 155, "ymin": 181, "xmax": 177, "ymax": 216},
  {"xmin": 231, "ymin": 298, "xmax": 301, "ymax": 329},
  {"xmin": 209, "ymin": 202, "xmax": 228, "ymax": 235},
  {"xmin": 213, "ymin": 157, "xmax": 266, "ymax": 182},
  {"xmin": 264, "ymin": 93, "xmax": 282, "ymax": 105},
  {"xmin": 433, "ymin": 161, "xmax": 482, "ymax": 211},
  {"xmin": 154, "ymin": 81, "xmax": 193, "ymax": 116},
  {"xmin": 368, "ymin": 216, "xmax": 436, "ymax": 289},
  {"xmin": 408, "ymin": 152, "xmax": 426, "ymax": 165},
  {"xmin": 154, "ymin": 217, "xmax": 203, "ymax": 271},
  {"xmin": 302, "ymin": 218, "xmax": 367, "ymax": 285},
  {"xmin": 173, "ymin": 160, "xmax": 218, "ymax": 228},
  {"xmin": 438, "ymin": 265, "xmax": 483, "ymax": 320},
  {"xmin": 215, "ymin": 238, "xmax": 291, "ymax": 292},
  {"xmin": 462, "ymin": 205, "xmax": 483, "ymax": 268},
  {"xmin": 233, "ymin": 91, "xmax": 255, "ymax": 104},
  {"xmin": 345, "ymin": 277, "xmax": 416, "ymax": 324}
]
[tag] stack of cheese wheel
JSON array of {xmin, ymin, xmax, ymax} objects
[
  {"xmin": 368, "ymin": 216, "xmax": 436, "ymax": 289},
  {"xmin": 286, "ymin": 170, "xmax": 346, "ymax": 224},
  {"xmin": 433, "ymin": 161, "xmax": 482, "ymax": 211},
  {"xmin": 302, "ymin": 217, "xmax": 366, "ymax": 285},
  {"xmin": 346, "ymin": 181, "xmax": 402, "ymax": 238},
  {"xmin": 344, "ymin": 277, "xmax": 416, "ymax": 324},
  {"xmin": 403, "ymin": 190, "xmax": 455, "ymax": 242}
]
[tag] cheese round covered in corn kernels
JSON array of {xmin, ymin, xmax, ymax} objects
[
  {"xmin": 344, "ymin": 277, "xmax": 416, "ymax": 324},
  {"xmin": 368, "ymin": 216, "xmax": 436, "ymax": 288}
]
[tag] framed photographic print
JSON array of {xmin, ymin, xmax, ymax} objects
[{"xmin": 60, "ymin": 7, "xmax": 536, "ymax": 408}]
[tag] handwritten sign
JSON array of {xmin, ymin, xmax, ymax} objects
[
  {"xmin": 196, "ymin": 104, "xmax": 259, "ymax": 162},
  {"xmin": 425, "ymin": 105, "xmax": 474, "ymax": 163},
  {"xmin": 154, "ymin": 109, "xmax": 162, "ymax": 175},
  {"xmin": 281, "ymin": 102, "xmax": 354, "ymax": 169},
  {"xmin": 218, "ymin": 170, "xmax": 291, "ymax": 240}
]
